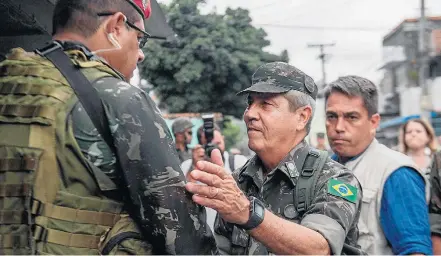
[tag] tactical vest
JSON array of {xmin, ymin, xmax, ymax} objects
[
  {"xmin": 343, "ymin": 139, "xmax": 426, "ymax": 255},
  {"xmin": 0, "ymin": 48, "xmax": 150, "ymax": 255}
]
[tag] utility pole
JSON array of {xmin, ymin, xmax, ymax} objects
[
  {"xmin": 418, "ymin": 0, "xmax": 431, "ymax": 121},
  {"xmin": 307, "ymin": 43, "xmax": 335, "ymax": 90}
]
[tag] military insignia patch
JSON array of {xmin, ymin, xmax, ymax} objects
[{"xmin": 327, "ymin": 178, "xmax": 358, "ymax": 203}]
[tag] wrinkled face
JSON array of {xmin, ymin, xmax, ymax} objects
[
  {"xmin": 325, "ymin": 92, "xmax": 380, "ymax": 158},
  {"xmin": 97, "ymin": 14, "xmax": 145, "ymax": 80},
  {"xmin": 404, "ymin": 121, "xmax": 430, "ymax": 151},
  {"xmin": 200, "ymin": 130, "xmax": 225, "ymax": 152},
  {"xmin": 243, "ymin": 93, "xmax": 303, "ymax": 155}
]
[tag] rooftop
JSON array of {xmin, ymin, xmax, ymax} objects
[{"xmin": 383, "ymin": 16, "xmax": 441, "ymax": 43}]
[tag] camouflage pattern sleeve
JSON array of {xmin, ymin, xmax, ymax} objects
[
  {"xmin": 430, "ymin": 151, "xmax": 441, "ymax": 236},
  {"xmin": 90, "ymin": 77, "xmax": 217, "ymax": 254},
  {"xmin": 300, "ymin": 160, "xmax": 363, "ymax": 255},
  {"xmin": 211, "ymin": 160, "xmax": 250, "ymax": 255}
]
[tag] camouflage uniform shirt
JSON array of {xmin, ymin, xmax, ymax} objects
[
  {"xmin": 71, "ymin": 75, "xmax": 216, "ymax": 254},
  {"xmin": 214, "ymin": 141, "xmax": 363, "ymax": 255}
]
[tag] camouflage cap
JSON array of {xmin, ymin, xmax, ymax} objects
[
  {"xmin": 126, "ymin": 0, "xmax": 152, "ymax": 19},
  {"xmin": 171, "ymin": 117, "xmax": 193, "ymax": 134},
  {"xmin": 237, "ymin": 62, "xmax": 318, "ymax": 100}
]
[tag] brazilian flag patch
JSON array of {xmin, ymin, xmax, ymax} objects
[{"xmin": 327, "ymin": 178, "xmax": 358, "ymax": 203}]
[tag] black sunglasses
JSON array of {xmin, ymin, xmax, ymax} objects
[{"xmin": 97, "ymin": 12, "xmax": 151, "ymax": 48}]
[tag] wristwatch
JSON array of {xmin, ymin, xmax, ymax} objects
[{"xmin": 237, "ymin": 196, "xmax": 265, "ymax": 230}]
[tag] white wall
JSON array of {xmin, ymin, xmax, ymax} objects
[
  {"xmin": 429, "ymin": 77, "xmax": 441, "ymax": 112},
  {"xmin": 399, "ymin": 86, "xmax": 422, "ymax": 116},
  {"xmin": 308, "ymin": 97, "xmax": 328, "ymax": 145}
]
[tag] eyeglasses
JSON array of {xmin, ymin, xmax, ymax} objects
[{"xmin": 97, "ymin": 12, "xmax": 151, "ymax": 48}]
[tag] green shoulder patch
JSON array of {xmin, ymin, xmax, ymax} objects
[{"xmin": 327, "ymin": 178, "xmax": 358, "ymax": 203}]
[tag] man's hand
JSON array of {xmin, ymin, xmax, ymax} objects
[{"xmin": 185, "ymin": 149, "xmax": 250, "ymax": 225}]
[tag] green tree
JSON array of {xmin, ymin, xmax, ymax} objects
[
  {"xmin": 139, "ymin": 0, "xmax": 289, "ymax": 118},
  {"xmin": 222, "ymin": 119, "xmax": 242, "ymax": 151}
]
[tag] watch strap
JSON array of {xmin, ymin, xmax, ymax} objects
[{"xmin": 237, "ymin": 197, "xmax": 265, "ymax": 230}]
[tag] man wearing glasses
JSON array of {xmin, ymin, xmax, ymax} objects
[{"xmin": 0, "ymin": 0, "xmax": 217, "ymax": 255}]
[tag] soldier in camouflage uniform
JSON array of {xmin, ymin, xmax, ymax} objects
[
  {"xmin": 171, "ymin": 117, "xmax": 194, "ymax": 162},
  {"xmin": 60, "ymin": 0, "xmax": 217, "ymax": 254},
  {"xmin": 430, "ymin": 150, "xmax": 441, "ymax": 254},
  {"xmin": 185, "ymin": 62, "xmax": 363, "ymax": 255},
  {"xmin": 0, "ymin": 0, "xmax": 217, "ymax": 254}
]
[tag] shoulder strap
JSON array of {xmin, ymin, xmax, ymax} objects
[
  {"xmin": 229, "ymin": 154, "xmax": 235, "ymax": 172},
  {"xmin": 35, "ymin": 41, "xmax": 116, "ymax": 154},
  {"xmin": 295, "ymin": 148, "xmax": 328, "ymax": 217}
]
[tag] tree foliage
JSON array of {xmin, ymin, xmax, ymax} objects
[
  {"xmin": 139, "ymin": 0, "xmax": 289, "ymax": 118},
  {"xmin": 222, "ymin": 119, "xmax": 242, "ymax": 151}
]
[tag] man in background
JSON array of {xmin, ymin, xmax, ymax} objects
[
  {"xmin": 172, "ymin": 117, "xmax": 193, "ymax": 162},
  {"xmin": 315, "ymin": 132, "xmax": 332, "ymax": 153}
]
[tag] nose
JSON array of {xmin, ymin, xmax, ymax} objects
[
  {"xmin": 244, "ymin": 103, "xmax": 258, "ymax": 124},
  {"xmin": 335, "ymin": 117, "xmax": 345, "ymax": 133},
  {"xmin": 137, "ymin": 49, "xmax": 145, "ymax": 63}
]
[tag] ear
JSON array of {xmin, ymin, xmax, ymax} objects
[
  {"xmin": 104, "ymin": 12, "xmax": 127, "ymax": 36},
  {"xmin": 370, "ymin": 113, "xmax": 381, "ymax": 131},
  {"xmin": 297, "ymin": 106, "xmax": 313, "ymax": 131}
]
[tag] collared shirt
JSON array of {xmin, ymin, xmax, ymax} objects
[
  {"xmin": 332, "ymin": 154, "xmax": 432, "ymax": 255},
  {"xmin": 214, "ymin": 141, "xmax": 363, "ymax": 255}
]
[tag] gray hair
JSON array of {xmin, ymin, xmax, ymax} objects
[
  {"xmin": 324, "ymin": 75, "xmax": 378, "ymax": 116},
  {"xmin": 283, "ymin": 90, "xmax": 316, "ymax": 134}
]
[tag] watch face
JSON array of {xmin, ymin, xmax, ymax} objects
[{"xmin": 254, "ymin": 199, "xmax": 265, "ymax": 218}]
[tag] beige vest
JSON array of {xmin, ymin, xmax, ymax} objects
[{"xmin": 342, "ymin": 139, "xmax": 426, "ymax": 255}]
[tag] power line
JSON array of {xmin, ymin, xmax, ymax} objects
[{"xmin": 255, "ymin": 23, "xmax": 390, "ymax": 32}]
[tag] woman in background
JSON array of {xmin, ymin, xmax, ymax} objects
[{"xmin": 400, "ymin": 118, "xmax": 438, "ymax": 176}]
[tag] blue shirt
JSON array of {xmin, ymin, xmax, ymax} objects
[
  {"xmin": 380, "ymin": 167, "xmax": 432, "ymax": 255},
  {"xmin": 332, "ymin": 155, "xmax": 432, "ymax": 255}
]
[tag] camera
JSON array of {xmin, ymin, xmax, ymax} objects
[{"xmin": 201, "ymin": 113, "xmax": 217, "ymax": 158}]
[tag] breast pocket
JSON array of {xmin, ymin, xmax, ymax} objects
[{"xmin": 357, "ymin": 188, "xmax": 377, "ymax": 252}]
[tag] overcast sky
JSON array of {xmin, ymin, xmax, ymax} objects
[{"xmin": 156, "ymin": 0, "xmax": 441, "ymax": 85}]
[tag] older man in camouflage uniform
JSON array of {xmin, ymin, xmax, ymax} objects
[{"xmin": 185, "ymin": 62, "xmax": 364, "ymax": 255}]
